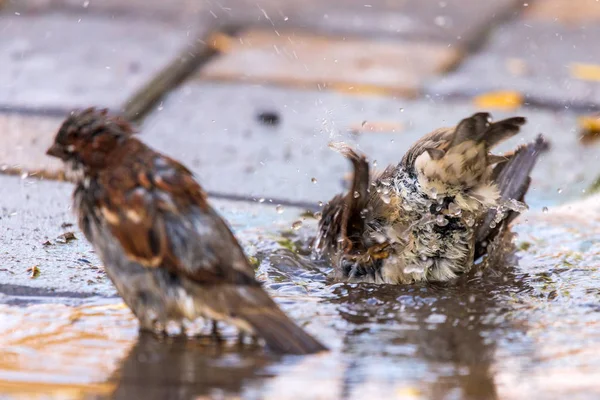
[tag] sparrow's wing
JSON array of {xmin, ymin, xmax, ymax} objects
[
  {"xmin": 317, "ymin": 144, "xmax": 370, "ymax": 254},
  {"xmin": 97, "ymin": 148, "xmax": 257, "ymax": 285},
  {"xmin": 474, "ymin": 134, "xmax": 549, "ymax": 258}
]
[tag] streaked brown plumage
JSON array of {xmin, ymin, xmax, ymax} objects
[
  {"xmin": 317, "ymin": 112, "xmax": 548, "ymax": 284},
  {"xmin": 46, "ymin": 108, "xmax": 326, "ymax": 355}
]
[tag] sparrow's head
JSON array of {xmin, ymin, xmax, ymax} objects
[{"xmin": 47, "ymin": 108, "xmax": 135, "ymax": 179}]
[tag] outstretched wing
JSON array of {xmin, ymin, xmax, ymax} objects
[{"xmin": 95, "ymin": 140, "xmax": 258, "ymax": 286}]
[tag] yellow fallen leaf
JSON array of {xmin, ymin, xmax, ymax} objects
[
  {"xmin": 474, "ymin": 91, "xmax": 523, "ymax": 110},
  {"xmin": 578, "ymin": 115, "xmax": 600, "ymax": 144},
  {"xmin": 396, "ymin": 386, "xmax": 422, "ymax": 398},
  {"xmin": 571, "ymin": 63, "xmax": 600, "ymax": 82},
  {"xmin": 207, "ymin": 32, "xmax": 235, "ymax": 53},
  {"xmin": 578, "ymin": 116, "xmax": 600, "ymax": 132}
]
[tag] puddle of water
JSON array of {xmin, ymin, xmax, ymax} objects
[{"xmin": 2, "ymin": 200, "xmax": 600, "ymax": 399}]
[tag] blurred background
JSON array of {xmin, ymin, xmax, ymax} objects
[{"xmin": 1, "ymin": 1, "xmax": 600, "ymax": 399}]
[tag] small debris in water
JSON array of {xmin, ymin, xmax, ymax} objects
[
  {"xmin": 519, "ymin": 241, "xmax": 532, "ymax": 251},
  {"xmin": 291, "ymin": 220, "xmax": 303, "ymax": 230},
  {"xmin": 542, "ymin": 206, "xmax": 549, "ymax": 213},
  {"xmin": 56, "ymin": 232, "xmax": 77, "ymax": 244},
  {"xmin": 27, "ymin": 265, "xmax": 40, "ymax": 278},
  {"xmin": 311, "ymin": 177, "xmax": 317, "ymax": 184},
  {"xmin": 557, "ymin": 188, "xmax": 563, "ymax": 194},
  {"xmin": 257, "ymin": 111, "xmax": 280, "ymax": 126},
  {"xmin": 61, "ymin": 222, "xmax": 74, "ymax": 229},
  {"xmin": 42, "ymin": 240, "xmax": 52, "ymax": 246},
  {"xmin": 275, "ymin": 205, "xmax": 284, "ymax": 214}
]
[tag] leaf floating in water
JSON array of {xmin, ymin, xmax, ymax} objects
[
  {"xmin": 56, "ymin": 232, "xmax": 77, "ymax": 244},
  {"xmin": 27, "ymin": 265, "xmax": 40, "ymax": 279},
  {"xmin": 291, "ymin": 220, "xmax": 303, "ymax": 230}
]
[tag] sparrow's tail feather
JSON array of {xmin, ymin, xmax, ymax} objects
[
  {"xmin": 474, "ymin": 134, "xmax": 549, "ymax": 257},
  {"xmin": 238, "ymin": 307, "xmax": 328, "ymax": 355},
  {"xmin": 452, "ymin": 112, "xmax": 526, "ymax": 148},
  {"xmin": 327, "ymin": 142, "xmax": 370, "ymax": 252},
  {"xmin": 189, "ymin": 284, "xmax": 327, "ymax": 355}
]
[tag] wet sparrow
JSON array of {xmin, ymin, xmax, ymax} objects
[
  {"xmin": 46, "ymin": 108, "xmax": 326, "ymax": 355},
  {"xmin": 317, "ymin": 112, "xmax": 548, "ymax": 284}
]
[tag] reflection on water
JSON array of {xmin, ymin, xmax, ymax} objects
[{"xmin": 2, "ymin": 205, "xmax": 600, "ymax": 399}]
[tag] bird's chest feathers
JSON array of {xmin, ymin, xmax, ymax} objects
[{"xmin": 371, "ymin": 171, "xmax": 474, "ymax": 282}]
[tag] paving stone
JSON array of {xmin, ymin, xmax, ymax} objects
[
  {"xmin": 198, "ymin": 29, "xmax": 460, "ymax": 97},
  {"xmin": 212, "ymin": 0, "xmax": 522, "ymax": 46},
  {"xmin": 0, "ymin": 174, "xmax": 306, "ymax": 296},
  {"xmin": 0, "ymin": 12, "xmax": 193, "ymax": 111},
  {"xmin": 8, "ymin": 0, "xmax": 522, "ymax": 45},
  {"xmin": 140, "ymin": 82, "xmax": 599, "ymax": 208},
  {"xmin": 525, "ymin": 0, "xmax": 600, "ymax": 25},
  {"xmin": 425, "ymin": 21, "xmax": 600, "ymax": 108},
  {"xmin": 0, "ymin": 113, "xmax": 64, "ymax": 178},
  {"xmin": 5, "ymin": 0, "xmax": 207, "ymax": 21}
]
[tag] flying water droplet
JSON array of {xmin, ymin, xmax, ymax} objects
[
  {"xmin": 276, "ymin": 205, "xmax": 284, "ymax": 214},
  {"xmin": 465, "ymin": 215, "xmax": 475, "ymax": 227},
  {"xmin": 436, "ymin": 215, "xmax": 448, "ymax": 226},
  {"xmin": 447, "ymin": 202, "xmax": 461, "ymax": 216},
  {"xmin": 557, "ymin": 188, "xmax": 562, "ymax": 194},
  {"xmin": 353, "ymin": 191, "xmax": 360, "ymax": 199},
  {"xmin": 429, "ymin": 187, "xmax": 438, "ymax": 199},
  {"xmin": 291, "ymin": 220, "xmax": 303, "ymax": 230},
  {"xmin": 311, "ymin": 177, "xmax": 317, "ymax": 184},
  {"xmin": 372, "ymin": 232, "xmax": 387, "ymax": 244},
  {"xmin": 404, "ymin": 265, "xmax": 426, "ymax": 274},
  {"xmin": 258, "ymin": 198, "xmax": 265, "ymax": 203},
  {"xmin": 314, "ymin": 212, "xmax": 322, "ymax": 221},
  {"xmin": 318, "ymin": 201, "xmax": 323, "ymax": 207},
  {"xmin": 542, "ymin": 206, "xmax": 549, "ymax": 213},
  {"xmin": 381, "ymin": 194, "xmax": 391, "ymax": 204}
]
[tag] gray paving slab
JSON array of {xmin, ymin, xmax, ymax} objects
[
  {"xmin": 197, "ymin": 29, "xmax": 461, "ymax": 98},
  {"xmin": 8, "ymin": 0, "xmax": 522, "ymax": 46},
  {"xmin": 140, "ymin": 82, "xmax": 599, "ymax": 209},
  {"xmin": 213, "ymin": 0, "xmax": 522, "ymax": 46},
  {"xmin": 0, "ymin": 174, "xmax": 308, "ymax": 297},
  {"xmin": 6, "ymin": 0, "xmax": 207, "ymax": 21},
  {"xmin": 0, "ymin": 12, "xmax": 194, "ymax": 111},
  {"xmin": 426, "ymin": 20, "xmax": 600, "ymax": 108}
]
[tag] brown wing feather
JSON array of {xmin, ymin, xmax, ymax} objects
[{"xmin": 98, "ymin": 139, "xmax": 257, "ymax": 285}]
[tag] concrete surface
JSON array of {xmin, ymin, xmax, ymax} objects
[
  {"xmin": 140, "ymin": 82, "xmax": 599, "ymax": 207},
  {"xmin": 0, "ymin": 174, "xmax": 309, "ymax": 297},
  {"xmin": 198, "ymin": 29, "xmax": 461, "ymax": 97},
  {"xmin": 0, "ymin": 11, "xmax": 193, "ymax": 111},
  {"xmin": 426, "ymin": 7, "xmax": 600, "ymax": 109}
]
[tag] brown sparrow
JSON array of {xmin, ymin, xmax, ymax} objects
[
  {"xmin": 46, "ymin": 108, "xmax": 326, "ymax": 355},
  {"xmin": 316, "ymin": 112, "xmax": 548, "ymax": 284}
]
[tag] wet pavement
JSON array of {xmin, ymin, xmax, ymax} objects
[{"xmin": 2, "ymin": 0, "xmax": 600, "ymax": 399}]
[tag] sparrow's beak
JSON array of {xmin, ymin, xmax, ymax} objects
[{"xmin": 46, "ymin": 143, "xmax": 65, "ymax": 159}]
